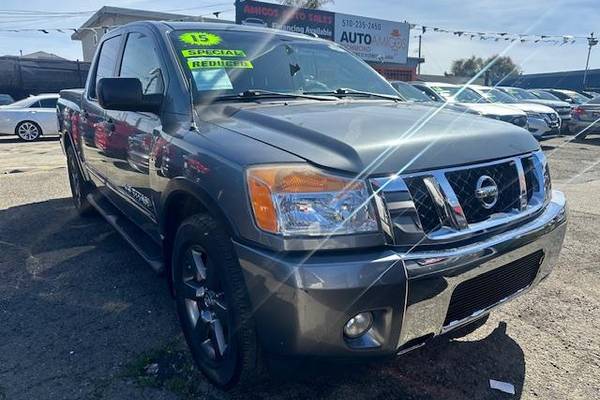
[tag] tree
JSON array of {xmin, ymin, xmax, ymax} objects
[
  {"xmin": 450, "ymin": 55, "xmax": 522, "ymax": 83},
  {"xmin": 484, "ymin": 55, "xmax": 522, "ymax": 83},
  {"xmin": 279, "ymin": 0, "xmax": 334, "ymax": 8},
  {"xmin": 451, "ymin": 56, "xmax": 484, "ymax": 77}
]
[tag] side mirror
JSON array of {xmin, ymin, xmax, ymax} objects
[{"xmin": 97, "ymin": 77, "xmax": 162, "ymax": 113}]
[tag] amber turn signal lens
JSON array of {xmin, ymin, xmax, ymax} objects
[{"xmin": 246, "ymin": 165, "xmax": 361, "ymax": 233}]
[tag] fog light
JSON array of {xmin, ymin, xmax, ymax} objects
[{"xmin": 343, "ymin": 312, "xmax": 373, "ymax": 338}]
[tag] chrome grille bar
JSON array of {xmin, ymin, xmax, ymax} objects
[{"xmin": 371, "ymin": 151, "xmax": 549, "ymax": 245}]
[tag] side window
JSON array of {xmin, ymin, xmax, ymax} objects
[
  {"xmin": 39, "ymin": 98, "xmax": 57, "ymax": 108},
  {"xmin": 119, "ymin": 32, "xmax": 164, "ymax": 95},
  {"xmin": 29, "ymin": 101, "xmax": 41, "ymax": 108},
  {"xmin": 91, "ymin": 35, "xmax": 121, "ymax": 98}
]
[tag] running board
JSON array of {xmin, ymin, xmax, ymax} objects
[{"xmin": 87, "ymin": 192, "xmax": 164, "ymax": 273}]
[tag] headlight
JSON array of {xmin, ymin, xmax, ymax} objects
[{"xmin": 246, "ymin": 164, "xmax": 378, "ymax": 236}]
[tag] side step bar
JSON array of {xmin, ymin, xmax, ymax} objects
[{"xmin": 87, "ymin": 192, "xmax": 164, "ymax": 273}]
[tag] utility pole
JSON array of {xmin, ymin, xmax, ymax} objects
[
  {"xmin": 417, "ymin": 34, "xmax": 422, "ymax": 75},
  {"xmin": 583, "ymin": 32, "xmax": 598, "ymax": 89}
]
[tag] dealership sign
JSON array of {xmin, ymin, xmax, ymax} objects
[
  {"xmin": 235, "ymin": 1, "xmax": 410, "ymax": 64},
  {"xmin": 235, "ymin": 0, "xmax": 334, "ymax": 40},
  {"xmin": 335, "ymin": 14, "xmax": 409, "ymax": 64}
]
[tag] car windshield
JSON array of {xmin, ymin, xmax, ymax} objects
[
  {"xmin": 391, "ymin": 81, "xmax": 432, "ymax": 102},
  {"xmin": 1, "ymin": 97, "xmax": 35, "ymax": 108},
  {"xmin": 430, "ymin": 85, "xmax": 488, "ymax": 103},
  {"xmin": 479, "ymin": 88, "xmax": 518, "ymax": 103},
  {"xmin": 170, "ymin": 30, "xmax": 399, "ymax": 102},
  {"xmin": 530, "ymin": 90, "xmax": 561, "ymax": 101},
  {"xmin": 502, "ymin": 87, "xmax": 538, "ymax": 100},
  {"xmin": 560, "ymin": 90, "xmax": 590, "ymax": 104}
]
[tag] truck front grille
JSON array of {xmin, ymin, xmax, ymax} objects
[
  {"xmin": 443, "ymin": 250, "xmax": 544, "ymax": 326},
  {"xmin": 445, "ymin": 161, "xmax": 520, "ymax": 223},
  {"xmin": 371, "ymin": 151, "xmax": 549, "ymax": 244}
]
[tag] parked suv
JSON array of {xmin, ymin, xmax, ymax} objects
[
  {"xmin": 410, "ymin": 82, "xmax": 528, "ymax": 128},
  {"xmin": 498, "ymin": 87, "xmax": 572, "ymax": 130},
  {"xmin": 469, "ymin": 85, "xmax": 560, "ymax": 139},
  {"xmin": 57, "ymin": 22, "xmax": 567, "ymax": 388}
]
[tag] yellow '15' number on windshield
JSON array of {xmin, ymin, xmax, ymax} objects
[{"xmin": 179, "ymin": 32, "xmax": 222, "ymax": 46}]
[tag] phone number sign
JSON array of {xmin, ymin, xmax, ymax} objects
[{"xmin": 334, "ymin": 14, "xmax": 409, "ymax": 64}]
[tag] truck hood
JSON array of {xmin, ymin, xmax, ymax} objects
[{"xmin": 206, "ymin": 100, "xmax": 539, "ymax": 175}]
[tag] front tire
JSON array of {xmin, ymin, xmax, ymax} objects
[
  {"xmin": 16, "ymin": 121, "xmax": 41, "ymax": 141},
  {"xmin": 171, "ymin": 214, "xmax": 264, "ymax": 388}
]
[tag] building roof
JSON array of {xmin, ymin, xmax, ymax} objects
[
  {"xmin": 71, "ymin": 6, "xmax": 229, "ymax": 40},
  {"xmin": 500, "ymin": 68, "xmax": 600, "ymax": 90},
  {"xmin": 21, "ymin": 51, "xmax": 67, "ymax": 60}
]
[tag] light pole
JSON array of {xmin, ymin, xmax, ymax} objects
[{"xmin": 583, "ymin": 32, "xmax": 598, "ymax": 89}]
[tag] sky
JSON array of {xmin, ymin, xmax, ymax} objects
[{"xmin": 0, "ymin": 0, "xmax": 598, "ymax": 75}]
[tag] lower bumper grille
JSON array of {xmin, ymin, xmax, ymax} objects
[{"xmin": 443, "ymin": 250, "xmax": 544, "ymax": 326}]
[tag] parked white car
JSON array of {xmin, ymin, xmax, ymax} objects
[
  {"xmin": 469, "ymin": 85, "xmax": 560, "ymax": 140},
  {"xmin": 0, "ymin": 94, "xmax": 59, "ymax": 141},
  {"xmin": 410, "ymin": 82, "xmax": 528, "ymax": 128}
]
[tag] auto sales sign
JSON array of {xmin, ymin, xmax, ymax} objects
[
  {"xmin": 334, "ymin": 14, "xmax": 409, "ymax": 64},
  {"xmin": 236, "ymin": 1, "xmax": 410, "ymax": 64}
]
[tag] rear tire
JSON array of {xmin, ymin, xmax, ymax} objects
[
  {"xmin": 171, "ymin": 214, "xmax": 265, "ymax": 388},
  {"xmin": 16, "ymin": 121, "xmax": 42, "ymax": 141},
  {"xmin": 66, "ymin": 145, "xmax": 95, "ymax": 217}
]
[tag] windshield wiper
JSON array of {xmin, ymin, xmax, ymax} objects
[
  {"xmin": 303, "ymin": 88, "xmax": 402, "ymax": 102},
  {"xmin": 215, "ymin": 89, "xmax": 337, "ymax": 102}
]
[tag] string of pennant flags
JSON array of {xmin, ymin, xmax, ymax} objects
[
  {"xmin": 408, "ymin": 23, "xmax": 593, "ymax": 46},
  {"xmin": 0, "ymin": 11, "xmax": 594, "ymax": 47}
]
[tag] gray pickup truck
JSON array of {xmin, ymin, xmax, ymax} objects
[{"xmin": 57, "ymin": 21, "xmax": 567, "ymax": 388}]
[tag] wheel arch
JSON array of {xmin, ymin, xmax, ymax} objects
[{"xmin": 160, "ymin": 178, "xmax": 239, "ymax": 285}]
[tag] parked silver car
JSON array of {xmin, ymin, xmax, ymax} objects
[
  {"xmin": 0, "ymin": 94, "xmax": 59, "ymax": 141},
  {"xmin": 469, "ymin": 85, "xmax": 560, "ymax": 140}
]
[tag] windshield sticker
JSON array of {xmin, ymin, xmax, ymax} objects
[
  {"xmin": 182, "ymin": 49, "xmax": 247, "ymax": 58},
  {"xmin": 179, "ymin": 32, "xmax": 222, "ymax": 46},
  {"xmin": 192, "ymin": 69, "xmax": 233, "ymax": 91},
  {"xmin": 187, "ymin": 57, "xmax": 253, "ymax": 70}
]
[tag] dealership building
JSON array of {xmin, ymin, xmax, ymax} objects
[{"xmin": 72, "ymin": 3, "xmax": 423, "ymax": 81}]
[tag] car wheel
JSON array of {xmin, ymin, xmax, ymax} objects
[
  {"xmin": 66, "ymin": 146, "xmax": 95, "ymax": 216},
  {"xmin": 16, "ymin": 121, "xmax": 42, "ymax": 141},
  {"xmin": 172, "ymin": 214, "xmax": 265, "ymax": 388}
]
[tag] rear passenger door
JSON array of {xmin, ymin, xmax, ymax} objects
[{"xmin": 102, "ymin": 28, "xmax": 165, "ymax": 229}]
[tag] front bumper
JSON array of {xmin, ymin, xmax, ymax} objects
[
  {"xmin": 528, "ymin": 117, "xmax": 560, "ymax": 139},
  {"xmin": 234, "ymin": 190, "xmax": 567, "ymax": 357}
]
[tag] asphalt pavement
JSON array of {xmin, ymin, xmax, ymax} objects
[{"xmin": 0, "ymin": 134, "xmax": 599, "ymax": 400}]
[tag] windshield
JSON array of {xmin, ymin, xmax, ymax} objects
[
  {"xmin": 502, "ymin": 87, "xmax": 537, "ymax": 100},
  {"xmin": 479, "ymin": 88, "xmax": 518, "ymax": 103},
  {"xmin": 2, "ymin": 97, "xmax": 34, "ymax": 108},
  {"xmin": 430, "ymin": 85, "xmax": 488, "ymax": 103},
  {"xmin": 530, "ymin": 89, "xmax": 560, "ymax": 101},
  {"xmin": 560, "ymin": 90, "xmax": 590, "ymax": 104},
  {"xmin": 170, "ymin": 30, "xmax": 398, "ymax": 101},
  {"xmin": 391, "ymin": 81, "xmax": 432, "ymax": 102}
]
